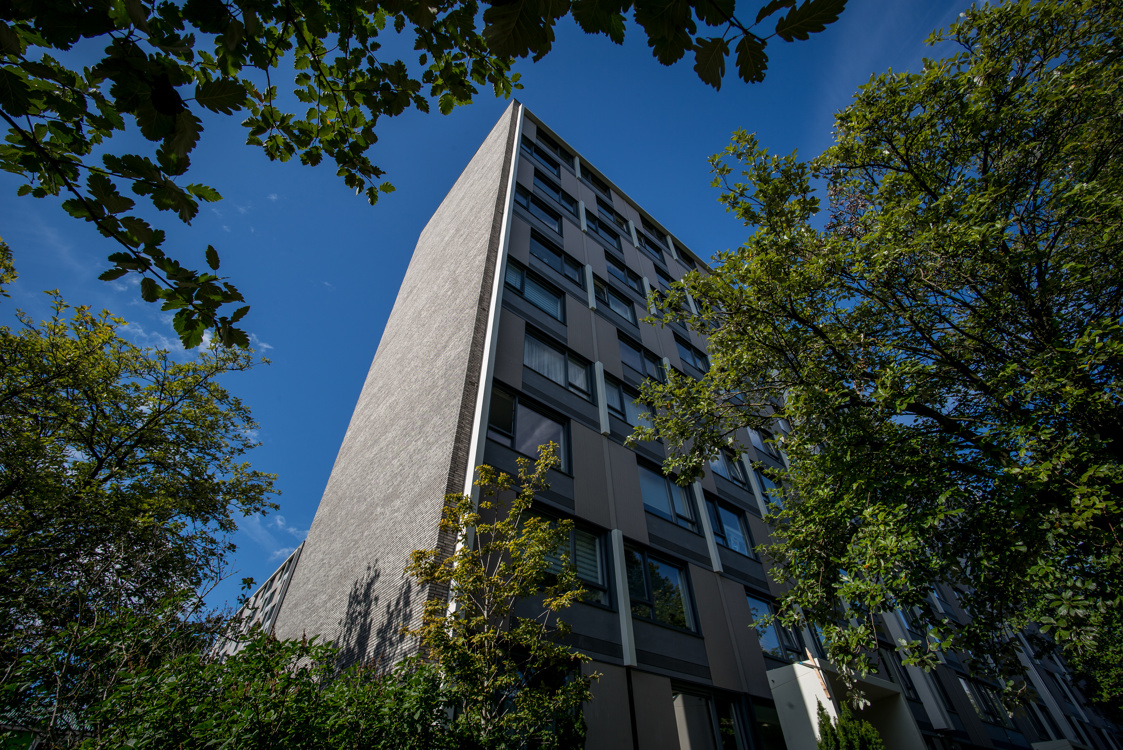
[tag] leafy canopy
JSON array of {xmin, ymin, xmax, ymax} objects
[
  {"xmin": 636, "ymin": 0, "xmax": 1123, "ymax": 701},
  {"xmin": 1, "ymin": 0, "xmax": 845, "ymax": 347},
  {"xmin": 0, "ymin": 246, "xmax": 277, "ymax": 744},
  {"xmin": 406, "ymin": 444, "xmax": 596, "ymax": 750}
]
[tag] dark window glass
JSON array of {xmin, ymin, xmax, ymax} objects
[
  {"xmin": 529, "ymin": 233, "xmax": 583, "ymax": 286},
  {"xmin": 533, "ymin": 171, "xmax": 577, "ymax": 214},
  {"xmin": 583, "ymin": 170, "xmax": 611, "ymax": 196},
  {"xmin": 506, "ymin": 261, "xmax": 565, "ymax": 321},
  {"xmin": 536, "ymin": 131, "xmax": 573, "ymax": 166},
  {"xmin": 604, "ymin": 375, "xmax": 648, "ymax": 427},
  {"xmin": 585, "ymin": 214, "xmax": 621, "ymax": 251},
  {"xmin": 637, "ymin": 232, "xmax": 665, "ymax": 264},
  {"xmin": 641, "ymin": 216, "xmax": 666, "ymax": 245},
  {"xmin": 521, "ymin": 136, "xmax": 560, "ymax": 176},
  {"xmin": 607, "ymin": 255, "xmax": 642, "ymax": 292},
  {"xmin": 618, "ymin": 336, "xmax": 643, "ymax": 373},
  {"xmin": 707, "ymin": 498, "xmax": 752, "ymax": 557},
  {"xmin": 515, "ymin": 184, "xmax": 562, "ymax": 233},
  {"xmin": 543, "ymin": 521, "xmax": 609, "ymax": 606},
  {"xmin": 595, "ymin": 280, "xmax": 636, "ymax": 324},
  {"xmin": 751, "ymin": 701, "xmax": 789, "ymax": 750},
  {"xmin": 524, "ymin": 332, "xmax": 591, "ymax": 399},
  {"xmin": 746, "ymin": 594, "xmax": 785, "ymax": 661},
  {"xmin": 638, "ymin": 464, "xmax": 696, "ymax": 530},
  {"xmin": 676, "ymin": 336, "xmax": 709, "ymax": 371},
  {"xmin": 710, "ymin": 451, "xmax": 747, "ymax": 485},
  {"xmin": 625, "ymin": 548, "xmax": 694, "ymax": 630},
  {"xmin": 487, "ymin": 389, "xmax": 568, "ymax": 471},
  {"xmin": 754, "ymin": 468, "xmax": 784, "ymax": 510},
  {"xmin": 597, "ymin": 196, "xmax": 628, "ymax": 231}
]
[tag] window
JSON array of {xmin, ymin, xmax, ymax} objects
[
  {"xmin": 544, "ymin": 522, "xmax": 609, "ymax": 606},
  {"xmin": 709, "ymin": 450, "xmax": 748, "ymax": 486},
  {"xmin": 671, "ymin": 690, "xmax": 746, "ymax": 750},
  {"xmin": 505, "ymin": 261, "xmax": 565, "ymax": 321},
  {"xmin": 625, "ymin": 548, "xmax": 694, "ymax": 630},
  {"xmin": 638, "ymin": 463, "xmax": 696, "ymax": 530},
  {"xmin": 531, "ymin": 170, "xmax": 577, "ymax": 214},
  {"xmin": 582, "ymin": 169, "xmax": 611, "ymax": 197},
  {"xmin": 487, "ymin": 388, "xmax": 568, "ymax": 471},
  {"xmin": 529, "ymin": 232, "xmax": 583, "ymax": 286},
  {"xmin": 754, "ymin": 468, "xmax": 783, "ymax": 510},
  {"xmin": 515, "ymin": 184, "xmax": 562, "ymax": 234},
  {"xmin": 585, "ymin": 213, "xmax": 621, "ymax": 251},
  {"xmin": 707, "ymin": 498, "xmax": 754, "ymax": 557},
  {"xmin": 607, "ymin": 255, "xmax": 643, "ymax": 293},
  {"xmin": 604, "ymin": 375, "xmax": 649, "ymax": 427},
  {"xmin": 655, "ymin": 267, "xmax": 676, "ymax": 292},
  {"xmin": 521, "ymin": 136, "xmax": 561, "ymax": 176},
  {"xmin": 523, "ymin": 332, "xmax": 592, "ymax": 399},
  {"xmin": 637, "ymin": 231, "xmax": 665, "ymax": 264},
  {"xmin": 618, "ymin": 336, "xmax": 666, "ymax": 382},
  {"xmin": 594, "ymin": 279, "xmax": 636, "ymax": 324},
  {"xmin": 746, "ymin": 594, "xmax": 805, "ymax": 662},
  {"xmin": 750, "ymin": 428, "xmax": 781, "ymax": 459},
  {"xmin": 676, "ymin": 336, "xmax": 709, "ymax": 372},
  {"xmin": 678, "ymin": 250, "xmax": 698, "ymax": 271},
  {"xmin": 641, "ymin": 216, "xmax": 667, "ymax": 245},
  {"xmin": 597, "ymin": 197, "xmax": 628, "ymax": 231},
  {"xmin": 536, "ymin": 131, "xmax": 574, "ymax": 166}
]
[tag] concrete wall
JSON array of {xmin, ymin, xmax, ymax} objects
[{"xmin": 273, "ymin": 103, "xmax": 521, "ymax": 667}]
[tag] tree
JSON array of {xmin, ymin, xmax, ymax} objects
[
  {"xmin": 406, "ymin": 444, "xmax": 596, "ymax": 749},
  {"xmin": 0, "ymin": 0, "xmax": 846, "ymax": 347},
  {"xmin": 636, "ymin": 0, "xmax": 1122, "ymax": 701},
  {"xmin": 85, "ymin": 632, "xmax": 453, "ymax": 750},
  {"xmin": 815, "ymin": 703, "xmax": 885, "ymax": 750},
  {"xmin": 0, "ymin": 252, "xmax": 277, "ymax": 745}
]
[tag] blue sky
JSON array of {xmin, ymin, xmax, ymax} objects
[{"xmin": 1, "ymin": 0, "xmax": 968, "ymax": 610}]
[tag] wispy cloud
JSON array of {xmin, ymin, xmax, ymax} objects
[
  {"xmin": 269, "ymin": 514, "xmax": 309, "ymax": 540},
  {"xmin": 250, "ymin": 332, "xmax": 274, "ymax": 352},
  {"xmin": 267, "ymin": 193, "xmax": 279, "ymax": 202},
  {"xmin": 269, "ymin": 546, "xmax": 297, "ymax": 562}
]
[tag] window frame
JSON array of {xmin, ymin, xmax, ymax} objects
[
  {"xmin": 637, "ymin": 231, "xmax": 665, "ymax": 264},
  {"xmin": 523, "ymin": 330, "xmax": 593, "ymax": 400},
  {"xmin": 596, "ymin": 196, "xmax": 629, "ymax": 231},
  {"xmin": 675, "ymin": 335, "xmax": 709, "ymax": 372},
  {"xmin": 515, "ymin": 183, "xmax": 563, "ymax": 234},
  {"xmin": 585, "ymin": 213, "xmax": 621, "ymax": 251},
  {"xmin": 486, "ymin": 387, "xmax": 570, "ymax": 472},
  {"xmin": 528, "ymin": 231, "xmax": 584, "ymax": 288},
  {"xmin": 604, "ymin": 374, "xmax": 650, "ymax": 427},
  {"xmin": 745, "ymin": 593, "xmax": 805, "ymax": 663},
  {"xmin": 638, "ymin": 462, "xmax": 697, "ymax": 531},
  {"xmin": 606, "ymin": 254, "xmax": 643, "ymax": 293},
  {"xmin": 505, "ymin": 260, "xmax": 566, "ymax": 322},
  {"xmin": 520, "ymin": 135, "xmax": 561, "ymax": 176},
  {"xmin": 706, "ymin": 497, "xmax": 755, "ymax": 558},
  {"xmin": 625, "ymin": 547, "xmax": 696, "ymax": 632},
  {"xmin": 582, "ymin": 169, "xmax": 611, "ymax": 197},
  {"xmin": 594, "ymin": 278, "xmax": 637, "ymax": 324},
  {"xmin": 709, "ymin": 450, "xmax": 748, "ymax": 486},
  {"xmin": 532, "ymin": 170, "xmax": 577, "ymax": 215}
]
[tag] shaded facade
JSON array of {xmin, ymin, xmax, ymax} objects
[{"xmin": 271, "ymin": 103, "xmax": 1120, "ymax": 750}]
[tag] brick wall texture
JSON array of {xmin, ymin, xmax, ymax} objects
[{"xmin": 273, "ymin": 103, "xmax": 520, "ymax": 668}]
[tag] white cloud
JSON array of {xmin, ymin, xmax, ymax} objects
[
  {"xmin": 269, "ymin": 514, "xmax": 309, "ymax": 540},
  {"xmin": 250, "ymin": 332, "xmax": 274, "ymax": 352},
  {"xmin": 269, "ymin": 546, "xmax": 297, "ymax": 562},
  {"xmin": 267, "ymin": 193, "xmax": 279, "ymax": 202},
  {"xmin": 241, "ymin": 513, "xmax": 279, "ymax": 549}
]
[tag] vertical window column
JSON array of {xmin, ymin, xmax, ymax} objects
[
  {"xmin": 627, "ymin": 219, "xmax": 640, "ymax": 248},
  {"xmin": 743, "ymin": 450, "xmax": 770, "ymax": 517},
  {"xmin": 642, "ymin": 276, "xmax": 656, "ymax": 314},
  {"xmin": 695, "ymin": 479, "xmax": 723, "ymax": 573},
  {"xmin": 584, "ymin": 264, "xmax": 596, "ymax": 309},
  {"xmin": 611, "ymin": 529, "xmax": 637, "ymax": 666},
  {"xmin": 577, "ymin": 200, "xmax": 588, "ymax": 232},
  {"xmin": 594, "ymin": 361, "xmax": 610, "ymax": 435}
]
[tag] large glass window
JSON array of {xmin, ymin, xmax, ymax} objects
[
  {"xmin": 487, "ymin": 388, "xmax": 568, "ymax": 471},
  {"xmin": 676, "ymin": 335, "xmax": 709, "ymax": 371},
  {"xmin": 619, "ymin": 335, "xmax": 666, "ymax": 382},
  {"xmin": 536, "ymin": 131, "xmax": 574, "ymax": 166},
  {"xmin": 523, "ymin": 332, "xmax": 591, "ymax": 399},
  {"xmin": 505, "ymin": 261, "xmax": 565, "ymax": 322},
  {"xmin": 544, "ymin": 524, "xmax": 609, "ymax": 606},
  {"xmin": 607, "ymin": 255, "xmax": 643, "ymax": 293},
  {"xmin": 533, "ymin": 170, "xmax": 577, "ymax": 214},
  {"xmin": 521, "ymin": 136, "xmax": 561, "ymax": 176},
  {"xmin": 709, "ymin": 451, "xmax": 748, "ymax": 486},
  {"xmin": 637, "ymin": 232, "xmax": 665, "ymax": 265},
  {"xmin": 529, "ymin": 232, "xmax": 583, "ymax": 287},
  {"xmin": 746, "ymin": 594, "xmax": 805, "ymax": 662},
  {"xmin": 707, "ymin": 498, "xmax": 753, "ymax": 557},
  {"xmin": 639, "ymin": 464, "xmax": 696, "ymax": 530},
  {"xmin": 604, "ymin": 375, "xmax": 649, "ymax": 427},
  {"xmin": 671, "ymin": 691, "xmax": 747, "ymax": 750},
  {"xmin": 597, "ymin": 196, "xmax": 629, "ymax": 231},
  {"xmin": 594, "ymin": 279, "xmax": 636, "ymax": 324},
  {"xmin": 625, "ymin": 548, "xmax": 694, "ymax": 631},
  {"xmin": 582, "ymin": 169, "xmax": 611, "ymax": 197},
  {"xmin": 754, "ymin": 468, "xmax": 784, "ymax": 510},
  {"xmin": 585, "ymin": 214, "xmax": 621, "ymax": 251},
  {"xmin": 515, "ymin": 184, "xmax": 562, "ymax": 234}
]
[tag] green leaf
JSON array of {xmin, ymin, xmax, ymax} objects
[
  {"xmin": 139, "ymin": 277, "xmax": 160, "ymax": 302},
  {"xmin": 570, "ymin": 0, "xmax": 627, "ymax": 43},
  {"xmin": 205, "ymin": 245, "xmax": 220, "ymax": 270},
  {"xmin": 633, "ymin": 0, "xmax": 696, "ymax": 65},
  {"xmin": 0, "ymin": 67, "xmax": 32, "ymax": 116},
  {"xmin": 0, "ymin": 20, "xmax": 24, "ymax": 55},
  {"xmin": 734, "ymin": 35, "xmax": 768, "ymax": 83},
  {"xmin": 482, "ymin": 0, "xmax": 555, "ymax": 60},
  {"xmin": 87, "ymin": 173, "xmax": 135, "ymax": 215},
  {"xmin": 774, "ymin": 0, "xmax": 847, "ymax": 42},
  {"xmin": 694, "ymin": 0, "xmax": 735, "ymax": 28},
  {"xmin": 692, "ymin": 37, "xmax": 729, "ymax": 90},
  {"xmin": 194, "ymin": 78, "xmax": 247, "ymax": 114},
  {"xmin": 186, "ymin": 184, "xmax": 222, "ymax": 202},
  {"xmin": 98, "ymin": 267, "xmax": 129, "ymax": 281},
  {"xmin": 755, "ymin": 0, "xmax": 794, "ymax": 25}
]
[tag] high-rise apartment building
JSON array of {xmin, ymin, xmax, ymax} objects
[{"xmin": 268, "ymin": 103, "xmax": 1119, "ymax": 750}]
